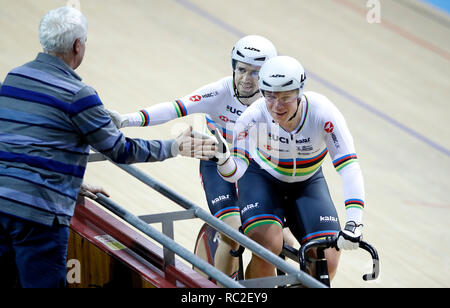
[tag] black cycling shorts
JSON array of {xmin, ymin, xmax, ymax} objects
[
  {"xmin": 200, "ymin": 160, "xmax": 240, "ymax": 221},
  {"xmin": 237, "ymin": 160, "xmax": 341, "ymax": 244}
]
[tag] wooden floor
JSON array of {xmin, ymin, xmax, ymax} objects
[{"xmin": 1, "ymin": 0, "xmax": 449, "ymax": 287}]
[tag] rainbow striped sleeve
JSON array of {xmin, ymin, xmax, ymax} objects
[
  {"xmin": 218, "ymin": 162, "xmax": 237, "ymax": 179},
  {"xmin": 231, "ymin": 147, "xmax": 250, "ymax": 166},
  {"xmin": 173, "ymin": 100, "xmax": 188, "ymax": 118},
  {"xmin": 139, "ymin": 109, "xmax": 150, "ymax": 126},
  {"xmin": 345, "ymin": 198, "xmax": 365, "ymax": 211},
  {"xmin": 333, "ymin": 153, "xmax": 358, "ymax": 172}
]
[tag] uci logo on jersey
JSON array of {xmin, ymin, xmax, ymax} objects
[
  {"xmin": 268, "ymin": 132, "xmax": 289, "ymax": 144},
  {"xmin": 226, "ymin": 105, "xmax": 243, "ymax": 116}
]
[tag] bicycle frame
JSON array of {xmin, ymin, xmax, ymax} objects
[
  {"xmin": 195, "ymin": 223, "xmax": 379, "ymax": 287},
  {"xmin": 279, "ymin": 241, "xmax": 332, "ymax": 287}
]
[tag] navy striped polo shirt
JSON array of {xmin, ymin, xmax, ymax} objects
[{"xmin": 0, "ymin": 53, "xmax": 174, "ymax": 226}]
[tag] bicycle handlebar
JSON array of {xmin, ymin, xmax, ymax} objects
[
  {"xmin": 299, "ymin": 236, "xmax": 379, "ymax": 282},
  {"xmin": 358, "ymin": 240, "xmax": 379, "ymax": 281}
]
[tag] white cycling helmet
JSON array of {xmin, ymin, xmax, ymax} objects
[
  {"xmin": 231, "ymin": 35, "xmax": 277, "ymax": 69},
  {"xmin": 258, "ymin": 56, "xmax": 307, "ymax": 98}
]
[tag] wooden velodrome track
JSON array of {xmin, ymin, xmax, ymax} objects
[{"xmin": 0, "ymin": 0, "xmax": 449, "ymax": 288}]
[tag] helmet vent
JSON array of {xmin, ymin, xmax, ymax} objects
[
  {"xmin": 262, "ymin": 80, "xmax": 272, "ymax": 87},
  {"xmin": 254, "ymin": 57, "xmax": 266, "ymax": 62},
  {"xmin": 282, "ymin": 80, "xmax": 293, "ymax": 87},
  {"xmin": 236, "ymin": 50, "xmax": 245, "ymax": 58}
]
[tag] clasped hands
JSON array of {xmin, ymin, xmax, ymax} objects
[{"xmin": 172, "ymin": 126, "xmax": 219, "ymax": 160}]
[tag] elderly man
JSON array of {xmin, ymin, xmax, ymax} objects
[{"xmin": 0, "ymin": 7, "xmax": 216, "ymax": 288}]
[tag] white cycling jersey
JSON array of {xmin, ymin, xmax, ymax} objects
[
  {"xmin": 218, "ymin": 91, "xmax": 366, "ymax": 224},
  {"xmin": 128, "ymin": 76, "xmax": 249, "ymax": 144}
]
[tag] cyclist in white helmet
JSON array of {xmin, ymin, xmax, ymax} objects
[
  {"xmin": 212, "ymin": 56, "xmax": 366, "ymax": 280},
  {"xmin": 107, "ymin": 35, "xmax": 279, "ymax": 280}
]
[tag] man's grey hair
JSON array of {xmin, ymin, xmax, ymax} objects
[{"xmin": 39, "ymin": 6, "xmax": 88, "ymax": 54}]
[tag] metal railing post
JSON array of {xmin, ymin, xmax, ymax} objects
[
  {"xmin": 113, "ymin": 162, "xmax": 326, "ymax": 288},
  {"xmin": 88, "ymin": 153, "xmax": 327, "ymax": 288},
  {"xmin": 95, "ymin": 194, "xmax": 245, "ymax": 288}
]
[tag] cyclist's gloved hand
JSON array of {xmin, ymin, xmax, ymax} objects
[
  {"xmin": 106, "ymin": 109, "xmax": 129, "ymax": 129},
  {"xmin": 337, "ymin": 221, "xmax": 362, "ymax": 250},
  {"xmin": 210, "ymin": 128, "xmax": 230, "ymax": 165}
]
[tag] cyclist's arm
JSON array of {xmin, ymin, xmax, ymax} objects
[
  {"xmin": 335, "ymin": 161, "xmax": 365, "ymax": 225},
  {"xmin": 322, "ymin": 102, "xmax": 365, "ymax": 225},
  {"xmin": 217, "ymin": 153, "xmax": 249, "ymax": 183},
  {"xmin": 123, "ymin": 100, "xmax": 189, "ymax": 127},
  {"xmin": 217, "ymin": 103, "xmax": 259, "ymax": 183},
  {"xmin": 120, "ymin": 81, "xmax": 224, "ymax": 127}
]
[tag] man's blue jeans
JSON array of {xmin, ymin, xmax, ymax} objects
[{"xmin": 0, "ymin": 212, "xmax": 69, "ymax": 288}]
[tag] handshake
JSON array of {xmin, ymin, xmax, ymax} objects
[
  {"xmin": 172, "ymin": 126, "xmax": 230, "ymax": 164},
  {"xmin": 107, "ymin": 109, "xmax": 230, "ymax": 163}
]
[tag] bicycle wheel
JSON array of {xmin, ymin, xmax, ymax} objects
[{"xmin": 193, "ymin": 223, "xmax": 220, "ymax": 281}]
